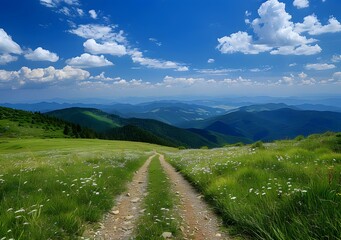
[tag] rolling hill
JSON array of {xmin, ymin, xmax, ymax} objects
[
  {"xmin": 0, "ymin": 106, "xmax": 96, "ymax": 139},
  {"xmin": 46, "ymin": 107, "xmax": 217, "ymax": 148}
]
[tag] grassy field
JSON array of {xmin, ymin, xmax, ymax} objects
[
  {"xmin": 135, "ymin": 155, "xmax": 180, "ymax": 239},
  {"xmin": 166, "ymin": 132, "xmax": 341, "ymax": 240},
  {"xmin": 0, "ymin": 138, "xmax": 173, "ymax": 239}
]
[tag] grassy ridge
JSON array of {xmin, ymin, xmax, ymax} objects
[
  {"xmin": 135, "ymin": 155, "xmax": 180, "ymax": 239},
  {"xmin": 0, "ymin": 139, "xmax": 173, "ymax": 239},
  {"xmin": 166, "ymin": 132, "xmax": 341, "ymax": 239}
]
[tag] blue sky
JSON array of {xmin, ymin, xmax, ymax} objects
[{"xmin": 0, "ymin": 0, "xmax": 340, "ymax": 102}]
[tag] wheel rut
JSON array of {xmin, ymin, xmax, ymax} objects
[
  {"xmin": 87, "ymin": 153, "xmax": 155, "ymax": 240},
  {"xmin": 158, "ymin": 154, "xmax": 231, "ymax": 240}
]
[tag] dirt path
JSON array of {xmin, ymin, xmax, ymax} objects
[
  {"xmin": 85, "ymin": 153, "xmax": 231, "ymax": 239},
  {"xmin": 87, "ymin": 154, "xmax": 155, "ymax": 240},
  {"xmin": 158, "ymin": 154, "xmax": 231, "ymax": 240}
]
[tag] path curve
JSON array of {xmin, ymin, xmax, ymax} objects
[
  {"xmin": 158, "ymin": 154, "xmax": 231, "ymax": 240},
  {"xmin": 87, "ymin": 153, "xmax": 155, "ymax": 240}
]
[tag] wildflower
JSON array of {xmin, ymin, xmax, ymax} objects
[{"xmin": 15, "ymin": 208, "xmax": 25, "ymax": 214}]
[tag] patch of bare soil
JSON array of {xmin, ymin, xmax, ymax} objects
[
  {"xmin": 158, "ymin": 154, "xmax": 231, "ymax": 240},
  {"xmin": 85, "ymin": 154, "xmax": 155, "ymax": 240}
]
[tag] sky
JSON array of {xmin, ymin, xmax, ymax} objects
[{"xmin": 0, "ymin": 0, "xmax": 340, "ymax": 102}]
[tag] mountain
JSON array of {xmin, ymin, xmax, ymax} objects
[
  {"xmin": 46, "ymin": 107, "xmax": 216, "ymax": 148},
  {"xmin": 193, "ymin": 108, "xmax": 341, "ymax": 142},
  {"xmin": 0, "ymin": 106, "xmax": 96, "ymax": 139}
]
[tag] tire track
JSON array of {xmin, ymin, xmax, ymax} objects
[
  {"xmin": 158, "ymin": 154, "xmax": 231, "ymax": 240},
  {"xmin": 86, "ymin": 154, "xmax": 156, "ymax": 240}
]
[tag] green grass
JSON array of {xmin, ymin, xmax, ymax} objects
[
  {"xmin": 135, "ymin": 155, "xmax": 181, "ymax": 239},
  {"xmin": 166, "ymin": 132, "xmax": 341, "ymax": 240},
  {"xmin": 0, "ymin": 138, "xmax": 174, "ymax": 239},
  {"xmin": 83, "ymin": 111, "xmax": 121, "ymax": 128}
]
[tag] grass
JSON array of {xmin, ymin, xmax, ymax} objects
[
  {"xmin": 0, "ymin": 138, "xmax": 174, "ymax": 239},
  {"xmin": 135, "ymin": 155, "xmax": 181, "ymax": 239},
  {"xmin": 166, "ymin": 132, "xmax": 341, "ymax": 240}
]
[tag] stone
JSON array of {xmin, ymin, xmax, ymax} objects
[
  {"xmin": 131, "ymin": 197, "xmax": 140, "ymax": 203},
  {"xmin": 161, "ymin": 232, "xmax": 173, "ymax": 239},
  {"xmin": 215, "ymin": 233, "xmax": 222, "ymax": 237},
  {"xmin": 111, "ymin": 210, "xmax": 119, "ymax": 215}
]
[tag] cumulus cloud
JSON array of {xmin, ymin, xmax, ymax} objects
[
  {"xmin": 69, "ymin": 24, "xmax": 126, "ymax": 43},
  {"xmin": 293, "ymin": 0, "xmax": 309, "ymax": 9},
  {"xmin": 0, "ymin": 54, "xmax": 18, "ymax": 65},
  {"xmin": 331, "ymin": 72, "xmax": 341, "ymax": 82},
  {"xmin": 295, "ymin": 15, "xmax": 341, "ymax": 35},
  {"xmin": 162, "ymin": 76, "xmax": 204, "ymax": 86},
  {"xmin": 83, "ymin": 39, "xmax": 127, "ymax": 56},
  {"xmin": 332, "ymin": 54, "xmax": 341, "ymax": 62},
  {"xmin": 217, "ymin": 31, "xmax": 270, "ymax": 54},
  {"xmin": 130, "ymin": 50, "xmax": 188, "ymax": 71},
  {"xmin": 66, "ymin": 53, "xmax": 114, "ymax": 68},
  {"xmin": 207, "ymin": 58, "xmax": 215, "ymax": 63},
  {"xmin": 270, "ymin": 44, "xmax": 321, "ymax": 55},
  {"xmin": 0, "ymin": 66, "xmax": 89, "ymax": 89},
  {"xmin": 24, "ymin": 47, "xmax": 59, "ymax": 62},
  {"xmin": 0, "ymin": 29, "xmax": 22, "ymax": 55},
  {"xmin": 305, "ymin": 63, "xmax": 336, "ymax": 70},
  {"xmin": 89, "ymin": 10, "xmax": 97, "ymax": 19},
  {"xmin": 217, "ymin": 0, "xmax": 339, "ymax": 55}
]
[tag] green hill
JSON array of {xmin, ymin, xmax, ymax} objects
[
  {"xmin": 0, "ymin": 106, "xmax": 96, "ymax": 139},
  {"xmin": 47, "ymin": 107, "xmax": 215, "ymax": 148}
]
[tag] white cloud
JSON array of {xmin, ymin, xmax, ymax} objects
[
  {"xmin": 298, "ymin": 72, "xmax": 308, "ymax": 79},
  {"xmin": 83, "ymin": 39, "xmax": 127, "ymax": 56},
  {"xmin": 207, "ymin": 58, "xmax": 215, "ymax": 63},
  {"xmin": 0, "ymin": 29, "xmax": 22, "ymax": 54},
  {"xmin": 305, "ymin": 63, "xmax": 336, "ymax": 70},
  {"xmin": 40, "ymin": 0, "xmax": 79, "ymax": 8},
  {"xmin": 69, "ymin": 24, "xmax": 126, "ymax": 43},
  {"xmin": 89, "ymin": 10, "xmax": 97, "ymax": 19},
  {"xmin": 217, "ymin": 0, "xmax": 329, "ymax": 56},
  {"xmin": 66, "ymin": 53, "xmax": 114, "ymax": 68},
  {"xmin": 0, "ymin": 54, "xmax": 18, "ymax": 65},
  {"xmin": 289, "ymin": 63, "xmax": 297, "ymax": 67},
  {"xmin": 24, "ymin": 47, "xmax": 59, "ymax": 62},
  {"xmin": 217, "ymin": 31, "xmax": 271, "ymax": 54},
  {"xmin": 162, "ymin": 76, "xmax": 204, "ymax": 86},
  {"xmin": 331, "ymin": 72, "xmax": 341, "ymax": 82},
  {"xmin": 130, "ymin": 50, "xmax": 188, "ymax": 71},
  {"xmin": 0, "ymin": 66, "xmax": 89, "ymax": 88},
  {"xmin": 293, "ymin": 0, "xmax": 309, "ymax": 9},
  {"xmin": 76, "ymin": 8, "xmax": 84, "ymax": 16},
  {"xmin": 295, "ymin": 15, "xmax": 341, "ymax": 35},
  {"xmin": 149, "ymin": 38, "xmax": 162, "ymax": 46},
  {"xmin": 270, "ymin": 44, "xmax": 321, "ymax": 55},
  {"xmin": 280, "ymin": 75, "xmax": 295, "ymax": 85},
  {"xmin": 332, "ymin": 54, "xmax": 341, "ymax": 63},
  {"xmin": 197, "ymin": 68, "xmax": 241, "ymax": 75}
]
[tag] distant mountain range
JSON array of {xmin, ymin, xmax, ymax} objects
[
  {"xmin": 1, "ymin": 100, "xmax": 340, "ymax": 126},
  {"xmin": 1, "ymin": 101, "xmax": 340, "ymax": 148}
]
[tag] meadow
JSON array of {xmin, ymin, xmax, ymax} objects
[
  {"xmin": 166, "ymin": 132, "xmax": 341, "ymax": 240},
  {"xmin": 0, "ymin": 138, "xmax": 172, "ymax": 239}
]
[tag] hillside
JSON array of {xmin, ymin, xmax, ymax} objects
[
  {"xmin": 192, "ymin": 108, "xmax": 341, "ymax": 142},
  {"xmin": 0, "ymin": 106, "xmax": 96, "ymax": 139},
  {"xmin": 47, "ymin": 107, "xmax": 216, "ymax": 148}
]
